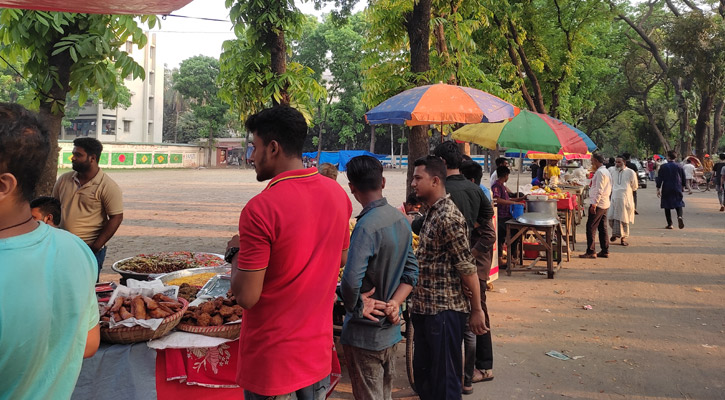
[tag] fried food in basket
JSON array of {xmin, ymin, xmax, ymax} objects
[
  {"xmin": 100, "ymin": 294, "xmax": 183, "ymax": 324},
  {"xmin": 180, "ymin": 295, "xmax": 243, "ymax": 327}
]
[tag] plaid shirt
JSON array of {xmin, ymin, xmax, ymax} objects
[{"xmin": 411, "ymin": 195, "xmax": 476, "ymax": 315}]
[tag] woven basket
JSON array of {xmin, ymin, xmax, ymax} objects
[
  {"xmin": 176, "ymin": 322, "xmax": 241, "ymax": 340},
  {"xmin": 100, "ymin": 298, "xmax": 189, "ymax": 344}
]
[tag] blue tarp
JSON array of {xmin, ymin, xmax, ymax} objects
[{"xmin": 302, "ymin": 150, "xmax": 387, "ymax": 171}]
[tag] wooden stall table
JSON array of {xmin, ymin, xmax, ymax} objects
[
  {"xmin": 561, "ymin": 185, "xmax": 586, "ymax": 225},
  {"xmin": 505, "ymin": 218, "xmax": 563, "ymax": 279}
]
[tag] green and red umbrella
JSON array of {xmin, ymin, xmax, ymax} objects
[{"xmin": 452, "ymin": 110, "xmax": 596, "ymax": 154}]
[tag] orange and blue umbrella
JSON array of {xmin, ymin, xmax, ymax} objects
[
  {"xmin": 365, "ymin": 83, "xmax": 520, "ymax": 126},
  {"xmin": 452, "ymin": 110, "xmax": 596, "ymax": 154}
]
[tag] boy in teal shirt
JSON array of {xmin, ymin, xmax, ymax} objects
[{"xmin": 0, "ymin": 103, "xmax": 100, "ymax": 399}]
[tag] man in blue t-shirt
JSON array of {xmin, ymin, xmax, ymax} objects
[{"xmin": 0, "ymin": 103, "xmax": 100, "ymax": 399}]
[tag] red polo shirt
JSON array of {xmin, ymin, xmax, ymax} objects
[{"xmin": 235, "ymin": 168, "xmax": 352, "ymax": 395}]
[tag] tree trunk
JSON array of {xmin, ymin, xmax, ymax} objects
[
  {"xmin": 36, "ymin": 51, "xmax": 72, "ymax": 197},
  {"xmin": 208, "ymin": 125, "xmax": 215, "ymax": 167},
  {"xmin": 404, "ymin": 0, "xmax": 432, "ymax": 196},
  {"xmin": 643, "ymin": 97, "xmax": 670, "ymax": 152},
  {"xmin": 712, "ymin": 100, "xmax": 724, "ymax": 154},
  {"xmin": 508, "ymin": 21, "xmax": 547, "ymax": 114},
  {"xmin": 369, "ymin": 125, "xmax": 376, "ymax": 153},
  {"xmin": 694, "ymin": 91, "xmax": 714, "ymax": 160},
  {"xmin": 268, "ymin": 30, "xmax": 289, "ymax": 106}
]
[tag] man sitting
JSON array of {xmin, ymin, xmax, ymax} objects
[{"xmin": 30, "ymin": 196, "xmax": 61, "ymax": 228}]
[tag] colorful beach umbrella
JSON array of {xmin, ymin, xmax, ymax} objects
[
  {"xmin": 365, "ymin": 83, "xmax": 520, "ymax": 126},
  {"xmin": 451, "ymin": 110, "xmax": 595, "ymax": 154},
  {"xmin": 506, "ymin": 150, "xmax": 592, "ymax": 160}
]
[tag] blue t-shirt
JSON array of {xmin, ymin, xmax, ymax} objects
[
  {"xmin": 479, "ymin": 183, "xmax": 492, "ymax": 201},
  {"xmin": 0, "ymin": 223, "xmax": 99, "ymax": 399}
]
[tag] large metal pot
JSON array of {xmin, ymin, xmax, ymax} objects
[{"xmin": 525, "ymin": 198, "xmax": 558, "ymax": 218}]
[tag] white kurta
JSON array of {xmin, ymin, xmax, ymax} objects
[{"xmin": 607, "ymin": 167, "xmax": 638, "ymax": 224}]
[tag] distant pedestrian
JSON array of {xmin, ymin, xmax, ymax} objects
[
  {"xmin": 656, "ymin": 151, "xmax": 686, "ymax": 229},
  {"xmin": 319, "ymin": 162, "xmax": 338, "ymax": 180},
  {"xmin": 647, "ymin": 158, "xmax": 655, "ymax": 181},
  {"xmin": 683, "ymin": 159, "xmax": 696, "ymax": 195},
  {"xmin": 713, "ymin": 153, "xmax": 725, "ymax": 212},
  {"xmin": 607, "ymin": 157, "xmax": 638, "ymax": 246},
  {"xmin": 622, "ymin": 153, "xmax": 639, "ymax": 214},
  {"xmin": 580, "ymin": 153, "xmax": 612, "ymax": 259}
]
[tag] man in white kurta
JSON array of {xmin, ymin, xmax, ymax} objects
[{"xmin": 608, "ymin": 156, "xmax": 638, "ymax": 246}]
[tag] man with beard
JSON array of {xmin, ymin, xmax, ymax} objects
[
  {"xmin": 53, "ymin": 137, "xmax": 123, "ymax": 276},
  {"xmin": 226, "ymin": 106, "xmax": 351, "ymax": 399},
  {"xmin": 607, "ymin": 156, "xmax": 638, "ymax": 246}
]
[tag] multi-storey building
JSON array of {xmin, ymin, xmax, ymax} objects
[{"xmin": 62, "ymin": 32, "xmax": 163, "ymax": 143}]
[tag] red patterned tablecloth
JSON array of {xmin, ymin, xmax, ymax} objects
[{"xmin": 156, "ymin": 339, "xmax": 341, "ymax": 399}]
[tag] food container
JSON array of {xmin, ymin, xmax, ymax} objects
[
  {"xmin": 100, "ymin": 298, "xmax": 189, "ymax": 344},
  {"xmin": 516, "ymin": 212, "xmax": 559, "ymax": 226},
  {"xmin": 112, "ymin": 252, "xmax": 227, "ymax": 283},
  {"xmin": 155, "ymin": 267, "xmax": 231, "ymax": 286},
  {"xmin": 525, "ymin": 199, "xmax": 558, "ymax": 218}
]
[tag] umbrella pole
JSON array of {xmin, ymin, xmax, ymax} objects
[{"xmin": 517, "ymin": 151, "xmax": 522, "ymax": 195}]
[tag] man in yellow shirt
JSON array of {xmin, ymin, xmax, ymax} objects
[{"xmin": 53, "ymin": 137, "xmax": 123, "ymax": 277}]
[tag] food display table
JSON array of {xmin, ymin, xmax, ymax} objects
[
  {"xmin": 72, "ymin": 339, "xmax": 341, "ymax": 400},
  {"xmin": 504, "ymin": 219, "xmax": 563, "ymax": 279}
]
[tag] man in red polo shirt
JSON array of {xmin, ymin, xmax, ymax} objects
[{"xmin": 226, "ymin": 106, "xmax": 352, "ymax": 399}]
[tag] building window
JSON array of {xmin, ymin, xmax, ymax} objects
[{"xmin": 123, "ymin": 121, "xmax": 131, "ymax": 133}]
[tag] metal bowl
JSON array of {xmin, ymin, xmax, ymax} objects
[{"xmin": 111, "ymin": 252, "xmax": 227, "ymax": 283}]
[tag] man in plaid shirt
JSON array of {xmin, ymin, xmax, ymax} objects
[{"xmin": 409, "ymin": 156, "xmax": 487, "ymax": 400}]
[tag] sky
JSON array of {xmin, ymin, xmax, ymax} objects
[{"xmin": 151, "ymin": 0, "xmax": 365, "ymax": 69}]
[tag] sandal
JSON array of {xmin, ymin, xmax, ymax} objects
[
  {"xmin": 462, "ymin": 385, "xmax": 473, "ymax": 395},
  {"xmin": 621, "ymin": 239, "xmax": 629, "ymax": 246},
  {"xmin": 472, "ymin": 368, "xmax": 494, "ymax": 383}
]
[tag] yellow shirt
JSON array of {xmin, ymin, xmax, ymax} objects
[
  {"xmin": 544, "ymin": 166, "xmax": 561, "ymax": 179},
  {"xmin": 52, "ymin": 170, "xmax": 123, "ymax": 245}
]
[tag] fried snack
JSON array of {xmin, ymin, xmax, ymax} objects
[
  {"xmin": 210, "ymin": 314, "xmax": 224, "ymax": 326},
  {"xmin": 142, "ymin": 296, "xmax": 159, "ymax": 310},
  {"xmin": 225, "ymin": 315, "xmax": 240, "ymax": 323},
  {"xmin": 110, "ymin": 296, "xmax": 123, "ymax": 312},
  {"xmin": 112, "ymin": 311, "xmax": 122, "ymax": 322},
  {"xmin": 149, "ymin": 308, "xmax": 172, "ymax": 319},
  {"xmin": 178, "ymin": 283, "xmax": 200, "ymax": 303},
  {"xmin": 131, "ymin": 296, "xmax": 147, "ymax": 320},
  {"xmin": 232, "ymin": 305, "xmax": 243, "ymax": 315},
  {"xmin": 196, "ymin": 313, "xmax": 212, "ymax": 327},
  {"xmin": 119, "ymin": 306, "xmax": 133, "ymax": 320},
  {"xmin": 219, "ymin": 305, "xmax": 234, "ymax": 318},
  {"xmin": 199, "ymin": 301, "xmax": 216, "ymax": 315},
  {"xmin": 152, "ymin": 293, "xmax": 175, "ymax": 303}
]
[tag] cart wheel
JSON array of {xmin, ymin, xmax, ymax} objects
[{"xmin": 405, "ymin": 316, "xmax": 416, "ymax": 393}]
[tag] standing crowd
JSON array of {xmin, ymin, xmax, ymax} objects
[{"xmin": 3, "ymin": 102, "xmax": 724, "ymax": 400}]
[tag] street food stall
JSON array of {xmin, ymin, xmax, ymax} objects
[{"xmin": 73, "ymin": 252, "xmax": 341, "ymax": 400}]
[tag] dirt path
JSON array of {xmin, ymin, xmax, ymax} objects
[{"xmin": 101, "ymin": 168, "xmax": 724, "ymax": 400}]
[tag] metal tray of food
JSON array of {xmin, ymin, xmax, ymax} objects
[
  {"xmin": 154, "ymin": 266, "xmax": 231, "ymax": 284},
  {"xmin": 111, "ymin": 252, "xmax": 227, "ymax": 282}
]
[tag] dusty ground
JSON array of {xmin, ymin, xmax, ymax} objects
[{"xmin": 99, "ymin": 167, "xmax": 724, "ymax": 400}]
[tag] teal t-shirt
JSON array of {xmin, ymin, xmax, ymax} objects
[{"xmin": 0, "ymin": 223, "xmax": 99, "ymax": 400}]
